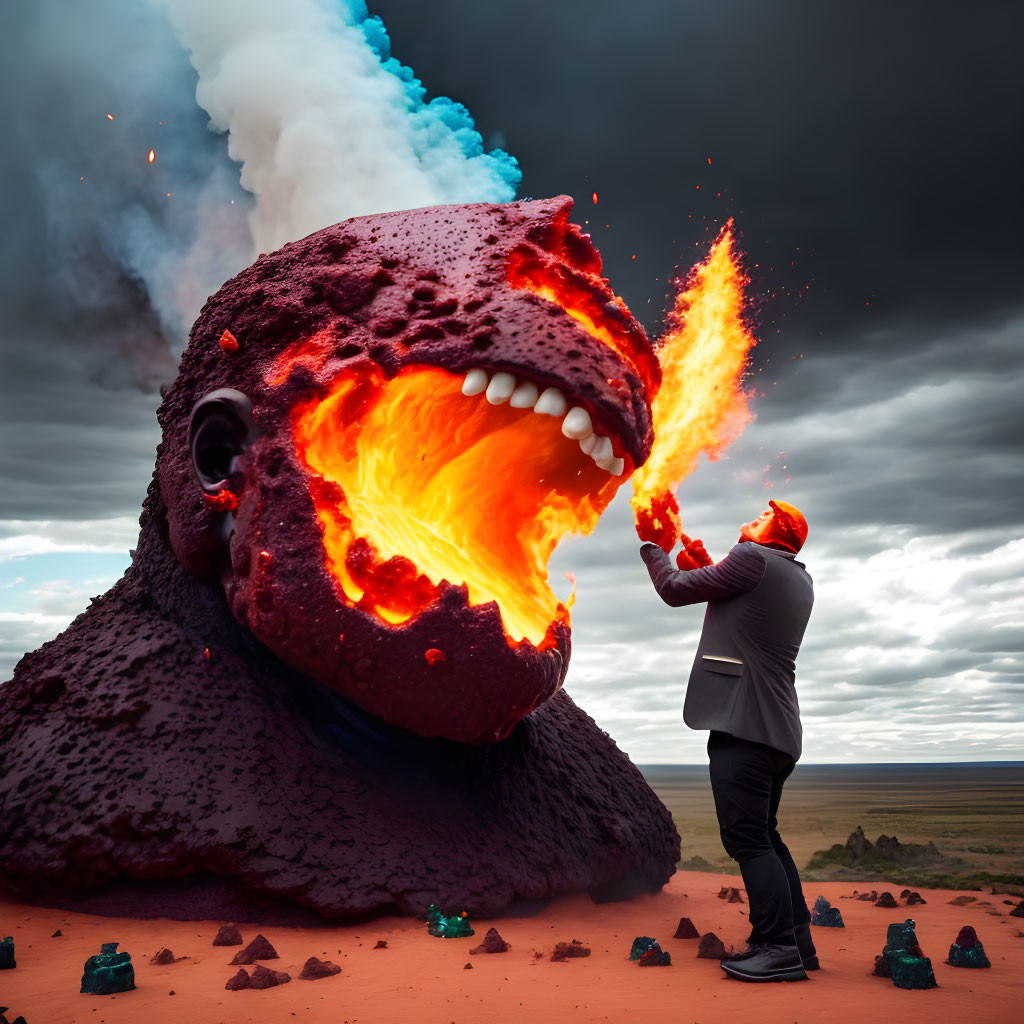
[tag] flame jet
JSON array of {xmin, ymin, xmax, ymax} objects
[{"xmin": 632, "ymin": 221, "xmax": 757, "ymax": 552}]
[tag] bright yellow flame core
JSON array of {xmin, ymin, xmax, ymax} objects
[
  {"xmin": 293, "ymin": 365, "xmax": 623, "ymax": 645},
  {"xmin": 631, "ymin": 222, "xmax": 755, "ymax": 511}
]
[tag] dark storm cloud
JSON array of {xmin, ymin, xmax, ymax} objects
[{"xmin": 371, "ymin": 0, "xmax": 1024, "ymax": 345}]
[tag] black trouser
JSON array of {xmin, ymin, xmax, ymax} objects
[{"xmin": 707, "ymin": 730, "xmax": 811, "ymax": 945}]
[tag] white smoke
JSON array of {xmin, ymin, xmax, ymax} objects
[{"xmin": 153, "ymin": 0, "xmax": 521, "ymax": 255}]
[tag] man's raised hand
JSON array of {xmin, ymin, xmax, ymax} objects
[{"xmin": 675, "ymin": 532, "xmax": 714, "ymax": 571}]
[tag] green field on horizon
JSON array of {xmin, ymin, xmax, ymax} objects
[{"xmin": 640, "ymin": 762, "xmax": 1024, "ymax": 893}]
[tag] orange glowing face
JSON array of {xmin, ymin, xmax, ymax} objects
[{"xmin": 739, "ymin": 508, "xmax": 775, "ymax": 543}]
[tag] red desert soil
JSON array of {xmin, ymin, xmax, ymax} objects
[{"xmin": 2, "ymin": 872, "xmax": 1021, "ymax": 1023}]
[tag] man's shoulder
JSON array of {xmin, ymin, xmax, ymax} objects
[{"xmin": 728, "ymin": 541, "xmax": 768, "ymax": 563}]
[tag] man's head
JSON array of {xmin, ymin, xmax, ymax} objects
[{"xmin": 739, "ymin": 500, "xmax": 808, "ymax": 553}]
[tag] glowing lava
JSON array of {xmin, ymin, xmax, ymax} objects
[
  {"xmin": 631, "ymin": 220, "xmax": 756, "ymax": 546},
  {"xmin": 292, "ymin": 364, "xmax": 626, "ymax": 647}
]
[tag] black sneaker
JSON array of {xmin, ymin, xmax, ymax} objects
[
  {"xmin": 794, "ymin": 922, "xmax": 820, "ymax": 971},
  {"xmin": 721, "ymin": 943, "xmax": 808, "ymax": 982}
]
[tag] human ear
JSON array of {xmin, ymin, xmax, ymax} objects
[{"xmin": 188, "ymin": 389, "xmax": 258, "ymax": 490}]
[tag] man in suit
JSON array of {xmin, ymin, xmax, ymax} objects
[{"xmin": 639, "ymin": 499, "xmax": 815, "ymax": 982}]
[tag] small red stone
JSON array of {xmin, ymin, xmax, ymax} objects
[
  {"xmin": 203, "ymin": 647, "xmax": 210, "ymax": 661},
  {"xmin": 338, "ymin": 633, "xmax": 345, "ymax": 645},
  {"xmin": 424, "ymin": 648, "xmax": 445, "ymax": 666},
  {"xmin": 257, "ymin": 550, "xmax": 273, "ymax": 569},
  {"xmin": 218, "ymin": 329, "xmax": 240, "ymax": 353},
  {"xmin": 202, "ymin": 489, "xmax": 239, "ymax": 513}
]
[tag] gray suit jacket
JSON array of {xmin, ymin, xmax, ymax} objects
[{"xmin": 640, "ymin": 540, "xmax": 813, "ymax": 760}]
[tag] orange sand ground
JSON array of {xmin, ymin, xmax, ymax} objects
[{"xmin": 2, "ymin": 872, "xmax": 1022, "ymax": 1024}]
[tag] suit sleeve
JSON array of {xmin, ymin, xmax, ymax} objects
[{"xmin": 640, "ymin": 542, "xmax": 765, "ymax": 607}]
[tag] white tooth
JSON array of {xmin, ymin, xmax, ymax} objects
[
  {"xmin": 590, "ymin": 435, "xmax": 613, "ymax": 462},
  {"xmin": 596, "ymin": 456, "xmax": 625, "ymax": 476},
  {"xmin": 509, "ymin": 380, "xmax": 539, "ymax": 408},
  {"xmin": 485, "ymin": 372, "xmax": 517, "ymax": 404},
  {"xmin": 561, "ymin": 406, "xmax": 593, "ymax": 440},
  {"xmin": 462, "ymin": 368, "xmax": 489, "ymax": 396},
  {"xmin": 579, "ymin": 434, "xmax": 599, "ymax": 456},
  {"xmin": 534, "ymin": 387, "xmax": 568, "ymax": 417}
]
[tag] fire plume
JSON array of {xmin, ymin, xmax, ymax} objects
[
  {"xmin": 292, "ymin": 364, "xmax": 622, "ymax": 647},
  {"xmin": 631, "ymin": 220, "xmax": 756, "ymax": 547}
]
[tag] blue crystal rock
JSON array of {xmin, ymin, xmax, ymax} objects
[{"xmin": 811, "ymin": 895, "xmax": 845, "ymax": 927}]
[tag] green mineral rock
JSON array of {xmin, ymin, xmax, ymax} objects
[
  {"xmin": 876, "ymin": 919, "xmax": 937, "ymax": 990},
  {"xmin": 81, "ymin": 941, "xmax": 136, "ymax": 995},
  {"xmin": 426, "ymin": 904, "xmax": 474, "ymax": 938},
  {"xmin": 0, "ymin": 936, "xmax": 14, "ymax": 970}
]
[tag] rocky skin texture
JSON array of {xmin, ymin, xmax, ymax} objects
[{"xmin": 0, "ymin": 198, "xmax": 679, "ymax": 921}]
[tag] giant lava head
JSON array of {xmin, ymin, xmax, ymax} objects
[{"xmin": 158, "ymin": 197, "xmax": 659, "ymax": 744}]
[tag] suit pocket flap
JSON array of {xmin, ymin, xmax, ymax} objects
[{"xmin": 702, "ymin": 654, "xmax": 744, "ymax": 677}]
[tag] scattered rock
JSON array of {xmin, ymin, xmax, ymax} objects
[
  {"xmin": 551, "ymin": 939, "xmax": 590, "ymax": 961},
  {"xmin": 426, "ymin": 904, "xmax": 474, "ymax": 939},
  {"xmin": 948, "ymin": 895, "xmax": 977, "ymax": 906},
  {"xmin": 717, "ymin": 886, "xmax": 745, "ymax": 903},
  {"xmin": 150, "ymin": 948, "xmax": 176, "ymax": 965},
  {"xmin": 373, "ymin": 940, "xmax": 387, "ymax": 949},
  {"xmin": 225, "ymin": 968, "xmax": 251, "ymax": 991},
  {"xmin": 905, "ymin": 891, "xmax": 926, "ymax": 906},
  {"xmin": 0, "ymin": 938, "xmax": 14, "ymax": 970},
  {"xmin": 464, "ymin": 962, "xmax": 472, "ymax": 969},
  {"xmin": 812, "ymin": 895, "xmax": 845, "ymax": 928},
  {"xmin": 0, "ymin": 1009, "xmax": 28, "ymax": 1024},
  {"xmin": 1009, "ymin": 900, "xmax": 1024, "ymax": 918},
  {"xmin": 637, "ymin": 943, "xmax": 671, "ymax": 966},
  {"xmin": 874, "ymin": 919, "xmax": 937, "ymax": 989},
  {"xmin": 470, "ymin": 928, "xmax": 510, "ymax": 954},
  {"xmin": 856, "ymin": 891, "xmax": 878, "ymax": 902},
  {"xmin": 80, "ymin": 942, "xmax": 135, "ymax": 994},
  {"xmin": 213, "ymin": 924, "xmax": 243, "ymax": 946},
  {"xmin": 875, "ymin": 892, "xmax": 898, "ymax": 908},
  {"xmin": 673, "ymin": 917, "xmax": 700, "ymax": 939},
  {"xmin": 250, "ymin": 964, "xmax": 291, "ymax": 989},
  {"xmin": 298, "ymin": 956, "xmax": 341, "ymax": 980},
  {"xmin": 696, "ymin": 932, "xmax": 730, "ymax": 960},
  {"xmin": 946, "ymin": 925, "xmax": 991, "ymax": 968},
  {"xmin": 51, "ymin": 929, "xmax": 63, "ymax": 937},
  {"xmin": 629, "ymin": 936, "xmax": 659, "ymax": 960},
  {"xmin": 230, "ymin": 933, "xmax": 279, "ymax": 964}
]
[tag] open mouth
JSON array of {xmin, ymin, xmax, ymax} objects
[{"xmin": 292, "ymin": 361, "xmax": 636, "ymax": 648}]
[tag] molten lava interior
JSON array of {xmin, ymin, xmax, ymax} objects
[{"xmin": 293, "ymin": 365, "xmax": 627, "ymax": 646}]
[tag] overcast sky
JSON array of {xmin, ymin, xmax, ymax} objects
[{"xmin": 1, "ymin": 0, "xmax": 1022, "ymax": 763}]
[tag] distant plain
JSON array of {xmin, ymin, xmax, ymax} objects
[{"xmin": 640, "ymin": 762, "xmax": 1024, "ymax": 892}]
